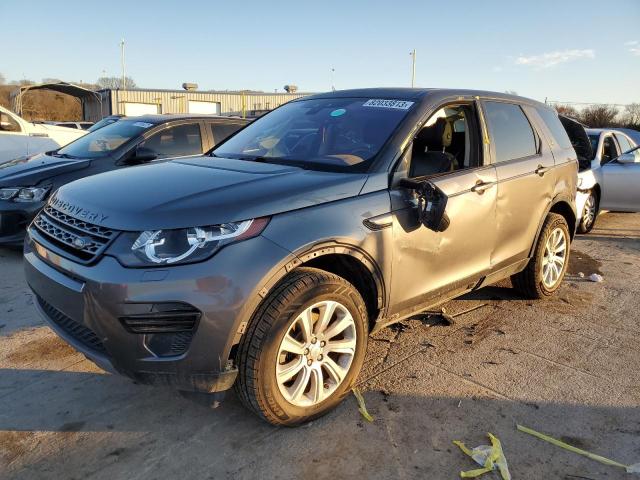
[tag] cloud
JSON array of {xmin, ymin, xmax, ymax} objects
[
  {"xmin": 515, "ymin": 49, "xmax": 595, "ymax": 69},
  {"xmin": 625, "ymin": 41, "xmax": 640, "ymax": 56}
]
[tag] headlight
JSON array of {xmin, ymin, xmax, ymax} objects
[
  {"xmin": 0, "ymin": 186, "xmax": 50, "ymax": 202},
  {"xmin": 119, "ymin": 218, "xmax": 269, "ymax": 267}
]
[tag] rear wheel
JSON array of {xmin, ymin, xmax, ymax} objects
[
  {"xmin": 512, "ymin": 213, "xmax": 570, "ymax": 299},
  {"xmin": 578, "ymin": 189, "xmax": 599, "ymax": 233},
  {"xmin": 235, "ymin": 267, "xmax": 368, "ymax": 426}
]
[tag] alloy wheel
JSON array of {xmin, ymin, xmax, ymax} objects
[
  {"xmin": 582, "ymin": 192, "xmax": 596, "ymax": 229},
  {"xmin": 275, "ymin": 300, "xmax": 357, "ymax": 407},
  {"xmin": 542, "ymin": 227, "xmax": 567, "ymax": 288}
]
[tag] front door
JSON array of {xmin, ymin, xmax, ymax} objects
[
  {"xmin": 600, "ymin": 147, "xmax": 640, "ymax": 212},
  {"xmin": 388, "ymin": 101, "xmax": 497, "ymax": 317}
]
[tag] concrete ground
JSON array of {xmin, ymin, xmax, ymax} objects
[{"xmin": 1, "ymin": 212, "xmax": 639, "ymax": 480}]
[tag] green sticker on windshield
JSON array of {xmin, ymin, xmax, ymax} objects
[{"xmin": 330, "ymin": 108, "xmax": 346, "ymax": 117}]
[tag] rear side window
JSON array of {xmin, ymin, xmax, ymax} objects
[
  {"xmin": 142, "ymin": 123, "xmax": 203, "ymax": 159},
  {"xmin": 536, "ymin": 107, "xmax": 573, "ymax": 149},
  {"xmin": 210, "ymin": 123, "xmax": 242, "ymax": 145},
  {"xmin": 614, "ymin": 133, "xmax": 633, "ymax": 153},
  {"xmin": 484, "ymin": 101, "xmax": 537, "ymax": 163}
]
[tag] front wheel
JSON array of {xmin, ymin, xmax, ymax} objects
[
  {"xmin": 577, "ymin": 189, "xmax": 599, "ymax": 233},
  {"xmin": 512, "ymin": 213, "xmax": 570, "ymax": 299},
  {"xmin": 235, "ymin": 267, "xmax": 368, "ymax": 426}
]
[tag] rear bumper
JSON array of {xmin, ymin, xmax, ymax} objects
[{"xmin": 24, "ymin": 232, "xmax": 292, "ymax": 393}]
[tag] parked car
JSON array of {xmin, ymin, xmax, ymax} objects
[
  {"xmin": 0, "ymin": 105, "xmax": 86, "ymax": 163},
  {"xmin": 575, "ymin": 128, "xmax": 638, "ymax": 232},
  {"xmin": 0, "ymin": 114, "xmax": 248, "ymax": 246},
  {"xmin": 44, "ymin": 121, "xmax": 95, "ymax": 130},
  {"xmin": 88, "ymin": 115, "xmax": 125, "ymax": 132},
  {"xmin": 24, "ymin": 88, "xmax": 578, "ymax": 425}
]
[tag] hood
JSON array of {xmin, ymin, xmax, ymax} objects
[
  {"xmin": 0, "ymin": 153, "xmax": 91, "ymax": 186},
  {"xmin": 49, "ymin": 157, "xmax": 369, "ymax": 231}
]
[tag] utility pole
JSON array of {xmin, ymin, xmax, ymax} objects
[
  {"xmin": 330, "ymin": 67, "xmax": 335, "ymax": 91},
  {"xmin": 410, "ymin": 49, "xmax": 416, "ymax": 88},
  {"xmin": 120, "ymin": 38, "xmax": 126, "ymax": 90}
]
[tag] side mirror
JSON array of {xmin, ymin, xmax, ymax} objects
[
  {"xmin": 127, "ymin": 146, "xmax": 158, "ymax": 164},
  {"xmin": 399, "ymin": 178, "xmax": 450, "ymax": 232},
  {"xmin": 616, "ymin": 152, "xmax": 638, "ymax": 164}
]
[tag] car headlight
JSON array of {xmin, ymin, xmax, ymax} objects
[
  {"xmin": 0, "ymin": 186, "xmax": 50, "ymax": 202},
  {"xmin": 118, "ymin": 218, "xmax": 269, "ymax": 267}
]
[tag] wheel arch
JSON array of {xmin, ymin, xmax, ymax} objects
[{"xmin": 528, "ymin": 198, "xmax": 577, "ymax": 258}]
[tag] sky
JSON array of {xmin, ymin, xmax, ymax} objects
[{"xmin": 1, "ymin": 0, "xmax": 639, "ymax": 105}]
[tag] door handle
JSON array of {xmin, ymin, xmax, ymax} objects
[
  {"xmin": 471, "ymin": 180, "xmax": 493, "ymax": 194},
  {"xmin": 535, "ymin": 165, "xmax": 551, "ymax": 176}
]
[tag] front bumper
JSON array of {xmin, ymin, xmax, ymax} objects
[
  {"xmin": 0, "ymin": 200, "xmax": 44, "ymax": 246},
  {"xmin": 24, "ymin": 232, "xmax": 292, "ymax": 393}
]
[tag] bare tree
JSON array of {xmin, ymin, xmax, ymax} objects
[
  {"xmin": 622, "ymin": 103, "xmax": 640, "ymax": 128},
  {"xmin": 579, "ymin": 104, "xmax": 619, "ymax": 128},
  {"xmin": 554, "ymin": 104, "xmax": 579, "ymax": 118},
  {"xmin": 0, "ymin": 73, "xmax": 5, "ymax": 85},
  {"xmin": 96, "ymin": 76, "xmax": 137, "ymax": 89}
]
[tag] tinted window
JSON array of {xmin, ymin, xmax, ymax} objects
[
  {"xmin": 57, "ymin": 120, "xmax": 154, "ymax": 158},
  {"xmin": 614, "ymin": 133, "xmax": 634, "ymax": 153},
  {"xmin": 141, "ymin": 123, "xmax": 203, "ymax": 159},
  {"xmin": 0, "ymin": 112, "xmax": 21, "ymax": 132},
  {"xmin": 601, "ymin": 135, "xmax": 619, "ymax": 164},
  {"xmin": 484, "ymin": 102, "xmax": 537, "ymax": 163},
  {"xmin": 536, "ymin": 107, "xmax": 572, "ymax": 149},
  {"xmin": 210, "ymin": 123, "xmax": 243, "ymax": 145},
  {"xmin": 213, "ymin": 97, "xmax": 414, "ymax": 172}
]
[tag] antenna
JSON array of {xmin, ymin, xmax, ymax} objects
[{"xmin": 410, "ymin": 49, "xmax": 416, "ymax": 88}]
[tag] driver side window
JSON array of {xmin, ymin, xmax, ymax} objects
[
  {"xmin": 408, "ymin": 103, "xmax": 482, "ymax": 178},
  {"xmin": 601, "ymin": 135, "xmax": 620, "ymax": 165}
]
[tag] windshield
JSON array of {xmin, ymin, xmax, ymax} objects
[
  {"xmin": 212, "ymin": 97, "xmax": 414, "ymax": 172},
  {"xmin": 57, "ymin": 120, "xmax": 153, "ymax": 159}
]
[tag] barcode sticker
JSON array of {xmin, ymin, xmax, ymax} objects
[{"xmin": 362, "ymin": 99, "xmax": 414, "ymax": 110}]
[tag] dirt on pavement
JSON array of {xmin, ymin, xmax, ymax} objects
[{"xmin": 1, "ymin": 213, "xmax": 640, "ymax": 479}]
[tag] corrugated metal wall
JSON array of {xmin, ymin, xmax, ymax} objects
[{"xmin": 81, "ymin": 89, "xmax": 310, "ymax": 121}]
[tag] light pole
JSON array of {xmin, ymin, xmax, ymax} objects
[
  {"xmin": 410, "ymin": 49, "xmax": 416, "ymax": 88},
  {"xmin": 120, "ymin": 38, "xmax": 126, "ymax": 90},
  {"xmin": 330, "ymin": 67, "xmax": 335, "ymax": 91}
]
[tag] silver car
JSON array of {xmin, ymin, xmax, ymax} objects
[{"xmin": 576, "ymin": 129, "xmax": 640, "ymax": 232}]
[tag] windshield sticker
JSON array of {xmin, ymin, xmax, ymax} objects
[
  {"xmin": 132, "ymin": 122, "xmax": 153, "ymax": 128},
  {"xmin": 362, "ymin": 99, "xmax": 414, "ymax": 110},
  {"xmin": 330, "ymin": 108, "xmax": 346, "ymax": 117}
]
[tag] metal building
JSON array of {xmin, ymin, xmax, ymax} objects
[{"xmin": 84, "ymin": 88, "xmax": 309, "ymax": 121}]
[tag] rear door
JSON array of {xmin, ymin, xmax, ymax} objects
[{"xmin": 483, "ymin": 100, "xmax": 555, "ymax": 268}]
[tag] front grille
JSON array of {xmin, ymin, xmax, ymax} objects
[
  {"xmin": 32, "ymin": 206, "xmax": 117, "ymax": 263},
  {"xmin": 36, "ymin": 295, "xmax": 107, "ymax": 354}
]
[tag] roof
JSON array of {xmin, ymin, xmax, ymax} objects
[
  {"xmin": 118, "ymin": 114, "xmax": 250, "ymax": 124},
  {"xmin": 298, "ymin": 88, "xmax": 547, "ymax": 108},
  {"xmin": 98, "ymin": 88, "xmax": 310, "ymax": 97}
]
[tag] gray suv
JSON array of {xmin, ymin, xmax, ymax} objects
[{"xmin": 24, "ymin": 89, "xmax": 578, "ymax": 425}]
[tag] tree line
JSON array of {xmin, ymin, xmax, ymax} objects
[{"xmin": 554, "ymin": 103, "xmax": 640, "ymax": 130}]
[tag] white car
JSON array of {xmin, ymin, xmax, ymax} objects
[
  {"xmin": 576, "ymin": 128, "xmax": 639, "ymax": 232},
  {"xmin": 0, "ymin": 106, "xmax": 87, "ymax": 163}
]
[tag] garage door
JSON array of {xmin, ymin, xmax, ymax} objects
[
  {"xmin": 188, "ymin": 101, "xmax": 220, "ymax": 115},
  {"xmin": 123, "ymin": 102, "xmax": 160, "ymax": 116}
]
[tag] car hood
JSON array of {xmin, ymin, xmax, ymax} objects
[
  {"xmin": 0, "ymin": 153, "xmax": 91, "ymax": 186},
  {"xmin": 49, "ymin": 156, "xmax": 369, "ymax": 231}
]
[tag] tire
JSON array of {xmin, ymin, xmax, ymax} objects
[
  {"xmin": 235, "ymin": 267, "xmax": 368, "ymax": 426},
  {"xmin": 512, "ymin": 213, "xmax": 570, "ymax": 299},
  {"xmin": 577, "ymin": 189, "xmax": 599, "ymax": 234}
]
